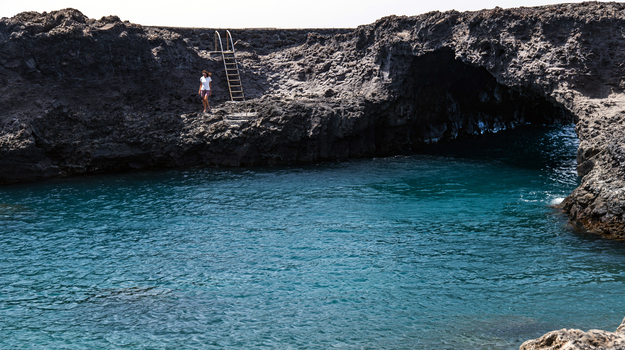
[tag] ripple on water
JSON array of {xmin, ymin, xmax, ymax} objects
[{"xmin": 1, "ymin": 124, "xmax": 625, "ymax": 349}]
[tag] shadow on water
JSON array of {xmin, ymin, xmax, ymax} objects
[{"xmin": 419, "ymin": 123, "xmax": 579, "ymax": 171}]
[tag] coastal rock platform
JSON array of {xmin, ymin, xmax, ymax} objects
[
  {"xmin": 1, "ymin": 3, "xmax": 625, "ymax": 240},
  {"xmin": 520, "ymin": 317, "xmax": 625, "ymax": 350}
]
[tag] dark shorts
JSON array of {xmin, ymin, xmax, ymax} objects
[{"xmin": 201, "ymin": 90, "xmax": 211, "ymax": 98}]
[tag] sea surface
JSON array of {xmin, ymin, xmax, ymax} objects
[{"xmin": 2, "ymin": 124, "xmax": 625, "ymax": 349}]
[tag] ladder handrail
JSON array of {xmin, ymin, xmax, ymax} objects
[
  {"xmin": 214, "ymin": 30, "xmax": 223, "ymax": 52},
  {"xmin": 226, "ymin": 30, "xmax": 235, "ymax": 52},
  {"xmin": 214, "ymin": 30, "xmax": 245, "ymax": 102}
]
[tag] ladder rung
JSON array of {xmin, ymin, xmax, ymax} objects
[{"xmin": 217, "ymin": 36, "xmax": 245, "ymax": 101}]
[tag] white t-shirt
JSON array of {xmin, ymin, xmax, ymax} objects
[{"xmin": 200, "ymin": 76, "xmax": 212, "ymax": 90}]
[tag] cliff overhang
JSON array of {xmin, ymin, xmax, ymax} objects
[{"xmin": 1, "ymin": 3, "xmax": 625, "ymax": 239}]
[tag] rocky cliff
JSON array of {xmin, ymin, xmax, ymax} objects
[{"xmin": 1, "ymin": 3, "xmax": 625, "ymax": 240}]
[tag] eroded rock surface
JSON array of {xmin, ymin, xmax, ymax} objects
[
  {"xmin": 1, "ymin": 4, "xmax": 625, "ymax": 238},
  {"xmin": 520, "ymin": 317, "xmax": 625, "ymax": 350}
]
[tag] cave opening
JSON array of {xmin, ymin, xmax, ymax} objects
[{"xmin": 375, "ymin": 48, "xmax": 575, "ymax": 155}]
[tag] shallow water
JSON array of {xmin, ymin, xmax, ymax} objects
[{"xmin": 1, "ymin": 124, "xmax": 625, "ymax": 349}]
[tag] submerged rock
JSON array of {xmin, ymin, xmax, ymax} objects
[
  {"xmin": 1, "ymin": 4, "xmax": 625, "ymax": 238},
  {"xmin": 520, "ymin": 317, "xmax": 625, "ymax": 350}
]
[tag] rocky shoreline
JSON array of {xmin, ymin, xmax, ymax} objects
[
  {"xmin": 2, "ymin": 4, "xmax": 625, "ymax": 348},
  {"xmin": 520, "ymin": 317, "xmax": 625, "ymax": 350},
  {"xmin": 3, "ymin": 4, "xmax": 623, "ymax": 239}
]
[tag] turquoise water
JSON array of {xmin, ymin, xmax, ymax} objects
[{"xmin": 1, "ymin": 124, "xmax": 625, "ymax": 349}]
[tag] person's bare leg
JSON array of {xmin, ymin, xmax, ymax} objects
[{"xmin": 202, "ymin": 96, "xmax": 207, "ymax": 112}]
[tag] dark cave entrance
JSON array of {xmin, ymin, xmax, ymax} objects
[{"xmin": 374, "ymin": 48, "xmax": 574, "ymax": 155}]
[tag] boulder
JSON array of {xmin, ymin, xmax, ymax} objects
[{"xmin": 520, "ymin": 317, "xmax": 625, "ymax": 350}]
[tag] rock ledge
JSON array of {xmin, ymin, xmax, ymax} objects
[{"xmin": 2, "ymin": 4, "xmax": 625, "ymax": 239}]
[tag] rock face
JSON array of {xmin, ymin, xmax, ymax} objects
[
  {"xmin": 1, "ymin": 4, "xmax": 625, "ymax": 238},
  {"xmin": 520, "ymin": 317, "xmax": 625, "ymax": 350}
]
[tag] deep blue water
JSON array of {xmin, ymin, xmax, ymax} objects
[{"xmin": 1, "ymin": 124, "xmax": 625, "ymax": 349}]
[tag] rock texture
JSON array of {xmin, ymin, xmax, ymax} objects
[
  {"xmin": 1, "ymin": 3, "xmax": 625, "ymax": 238},
  {"xmin": 520, "ymin": 317, "xmax": 625, "ymax": 350}
]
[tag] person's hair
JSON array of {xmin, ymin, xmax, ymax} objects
[{"xmin": 202, "ymin": 70, "xmax": 209, "ymax": 76}]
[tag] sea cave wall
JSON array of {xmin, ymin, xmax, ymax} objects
[{"xmin": 1, "ymin": 3, "xmax": 625, "ymax": 239}]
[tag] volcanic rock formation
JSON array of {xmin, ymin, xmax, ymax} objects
[
  {"xmin": 520, "ymin": 317, "xmax": 625, "ymax": 350},
  {"xmin": 1, "ymin": 3, "xmax": 625, "ymax": 239}
]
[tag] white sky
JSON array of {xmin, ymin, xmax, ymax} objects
[{"xmin": 0, "ymin": 0, "xmax": 609, "ymax": 28}]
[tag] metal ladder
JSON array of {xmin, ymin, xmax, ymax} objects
[{"xmin": 214, "ymin": 31, "xmax": 245, "ymax": 102}]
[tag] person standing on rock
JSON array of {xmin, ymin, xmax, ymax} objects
[{"xmin": 199, "ymin": 70, "xmax": 212, "ymax": 112}]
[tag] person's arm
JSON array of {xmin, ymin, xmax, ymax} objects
[{"xmin": 199, "ymin": 82, "xmax": 202, "ymax": 95}]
